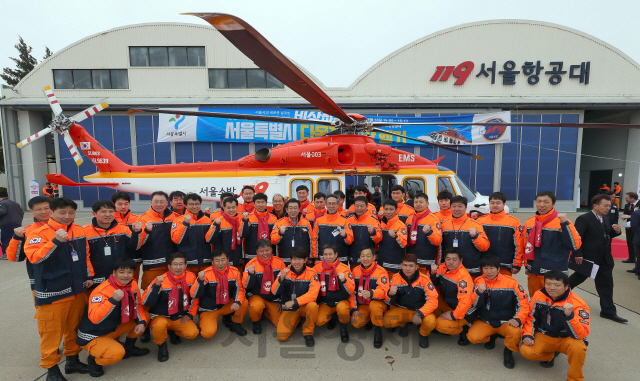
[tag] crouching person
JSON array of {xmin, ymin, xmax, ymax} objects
[
  {"xmin": 520, "ymin": 271, "xmax": 589, "ymax": 381},
  {"xmin": 142, "ymin": 252, "xmax": 199, "ymax": 362},
  {"xmin": 351, "ymin": 246, "xmax": 389, "ymax": 348},
  {"xmin": 191, "ymin": 249, "xmax": 248, "ymax": 340},
  {"xmin": 272, "ymin": 247, "xmax": 320, "ymax": 347},
  {"xmin": 467, "ymin": 254, "xmax": 529, "ymax": 369},
  {"xmin": 384, "ymin": 254, "xmax": 438, "ymax": 348},
  {"xmin": 243, "ymin": 239, "xmax": 286, "ymax": 334},
  {"xmin": 78, "ymin": 258, "xmax": 149, "ymax": 377}
]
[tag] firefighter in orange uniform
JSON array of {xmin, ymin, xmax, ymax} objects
[
  {"xmin": 271, "ymin": 199, "xmax": 313, "ymax": 265},
  {"xmin": 467, "ymin": 255, "xmax": 529, "ymax": 369},
  {"xmin": 433, "ymin": 190, "xmax": 453, "ymax": 225},
  {"xmin": 43, "ymin": 183, "xmax": 54, "ymax": 199},
  {"xmin": 206, "ymin": 191, "xmax": 234, "ymax": 220},
  {"xmin": 78, "ymin": 258, "xmax": 149, "ymax": 377},
  {"xmin": 206, "ymin": 197, "xmax": 247, "ymax": 269},
  {"xmin": 350, "ymin": 246, "xmax": 389, "ymax": 348},
  {"xmin": 314, "ymin": 244, "xmax": 356, "ymax": 342},
  {"xmin": 238, "ymin": 185, "xmax": 256, "ymax": 213},
  {"xmin": 169, "ymin": 191, "xmax": 186, "ymax": 215},
  {"xmin": 522, "ymin": 191, "xmax": 581, "ymax": 296},
  {"xmin": 243, "ymin": 239, "xmax": 286, "ymax": 334},
  {"xmin": 346, "ymin": 196, "xmax": 382, "ymax": 269},
  {"xmin": 347, "ymin": 185, "xmax": 378, "ymax": 217},
  {"xmin": 599, "ymin": 183, "xmax": 610, "ymax": 194},
  {"xmin": 311, "ymin": 194, "xmax": 354, "ymax": 264},
  {"xmin": 377, "ymin": 199, "xmax": 408, "ymax": 277},
  {"xmin": 477, "ymin": 192, "xmax": 524, "ymax": 276},
  {"xmin": 303, "ymin": 192, "xmax": 327, "ymax": 227},
  {"xmin": 378, "ymin": 185, "xmax": 415, "ymax": 224},
  {"xmin": 296, "ymin": 185, "xmax": 312, "ymax": 212},
  {"xmin": 25, "ymin": 197, "xmax": 94, "ymax": 380},
  {"xmin": 334, "ymin": 190, "xmax": 349, "ymax": 217},
  {"xmin": 53, "ymin": 184, "xmax": 59, "ymax": 198},
  {"xmin": 431, "ymin": 248, "xmax": 474, "ymax": 345},
  {"xmin": 171, "ymin": 193, "xmax": 212, "ymax": 274},
  {"xmin": 191, "ymin": 249, "xmax": 249, "ymax": 339},
  {"xmin": 6, "ymin": 196, "xmax": 50, "ymax": 299},
  {"xmin": 406, "ymin": 193, "xmax": 442, "ymax": 274},
  {"xmin": 384, "ymin": 253, "xmax": 438, "ymax": 349},
  {"xmin": 521, "ymin": 271, "xmax": 589, "ymax": 381},
  {"xmin": 272, "ymin": 247, "xmax": 320, "ymax": 347},
  {"xmin": 242, "ymin": 193, "xmax": 278, "ymax": 260},
  {"xmin": 270, "ymin": 194, "xmax": 286, "ymax": 220},
  {"xmin": 111, "ymin": 191, "xmax": 142, "ymax": 281},
  {"xmin": 613, "ymin": 182, "xmax": 622, "ymax": 207},
  {"xmin": 440, "ymin": 195, "xmax": 490, "ymax": 278}
]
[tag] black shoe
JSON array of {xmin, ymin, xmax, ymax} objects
[
  {"xmin": 140, "ymin": 328, "xmax": 151, "ymax": 343},
  {"xmin": 398, "ymin": 325, "xmax": 409, "ymax": 337},
  {"xmin": 484, "ymin": 333, "xmax": 498, "ymax": 350},
  {"xmin": 168, "ymin": 330, "xmax": 182, "ymax": 345},
  {"xmin": 46, "ymin": 365, "xmax": 67, "ymax": 381},
  {"xmin": 365, "ymin": 321, "xmax": 374, "ymax": 331},
  {"xmin": 304, "ymin": 335, "xmax": 315, "ymax": 347},
  {"xmin": 503, "ymin": 348, "xmax": 515, "ymax": 369},
  {"xmin": 340, "ymin": 323, "xmax": 349, "ymax": 343},
  {"xmin": 222, "ymin": 314, "xmax": 232, "ymax": 328},
  {"xmin": 419, "ymin": 334, "xmax": 429, "ymax": 348},
  {"xmin": 458, "ymin": 326, "xmax": 470, "ymax": 346},
  {"xmin": 231, "ymin": 322, "xmax": 247, "ymax": 336},
  {"xmin": 157, "ymin": 342, "xmax": 169, "ymax": 362},
  {"xmin": 87, "ymin": 354, "xmax": 104, "ymax": 377},
  {"xmin": 123, "ymin": 337, "xmax": 150, "ymax": 359},
  {"xmin": 627, "ymin": 269, "xmax": 637, "ymax": 273},
  {"xmin": 327, "ymin": 315, "xmax": 337, "ymax": 330},
  {"xmin": 600, "ymin": 313, "xmax": 628, "ymax": 323},
  {"xmin": 540, "ymin": 352, "xmax": 560, "ymax": 368},
  {"xmin": 253, "ymin": 321, "xmax": 262, "ymax": 334},
  {"xmin": 622, "ymin": 259, "xmax": 635, "ymax": 263},
  {"xmin": 373, "ymin": 326, "xmax": 383, "ymax": 348},
  {"xmin": 64, "ymin": 354, "xmax": 89, "ymax": 375}
]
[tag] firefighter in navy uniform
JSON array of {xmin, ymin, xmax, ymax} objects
[
  {"xmin": 206, "ymin": 197, "xmax": 247, "ymax": 269},
  {"xmin": 311, "ymin": 194, "xmax": 354, "ymax": 264},
  {"xmin": 377, "ymin": 199, "xmax": 408, "ymax": 277},
  {"xmin": 171, "ymin": 193, "xmax": 212, "ymax": 274},
  {"xmin": 169, "ymin": 191, "xmax": 186, "ymax": 215},
  {"xmin": 271, "ymin": 199, "xmax": 313, "ymax": 265},
  {"xmin": 242, "ymin": 192, "xmax": 278, "ymax": 260},
  {"xmin": 346, "ymin": 196, "xmax": 382, "ymax": 268},
  {"xmin": 111, "ymin": 191, "xmax": 142, "ymax": 280},
  {"xmin": 43, "ymin": 183, "xmax": 54, "ymax": 199},
  {"xmin": 406, "ymin": 193, "xmax": 442, "ymax": 274},
  {"xmin": 347, "ymin": 185, "xmax": 378, "ymax": 217}
]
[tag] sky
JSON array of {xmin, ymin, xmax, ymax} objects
[{"xmin": 1, "ymin": 0, "xmax": 640, "ymax": 88}]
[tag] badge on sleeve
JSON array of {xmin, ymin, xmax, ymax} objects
[
  {"xmin": 428, "ymin": 283, "xmax": 435, "ymax": 290},
  {"xmin": 518, "ymin": 285, "xmax": 525, "ymax": 293},
  {"xmin": 28, "ymin": 237, "xmax": 41, "ymax": 244},
  {"xmin": 400, "ymin": 229, "xmax": 407, "ymax": 235},
  {"xmin": 381, "ymin": 276, "xmax": 388, "ymax": 284},
  {"xmin": 91, "ymin": 296, "xmax": 102, "ymax": 303},
  {"xmin": 171, "ymin": 223, "xmax": 177, "ymax": 229},
  {"xmin": 579, "ymin": 310, "xmax": 589, "ymax": 319},
  {"xmin": 436, "ymin": 223, "xmax": 441, "ymax": 230},
  {"xmin": 348, "ymin": 272, "xmax": 353, "ymax": 280},
  {"xmin": 313, "ymin": 274, "xmax": 319, "ymax": 282},
  {"xmin": 458, "ymin": 280, "xmax": 467, "ymax": 289},
  {"xmin": 518, "ymin": 225, "xmax": 524, "ymax": 233}
]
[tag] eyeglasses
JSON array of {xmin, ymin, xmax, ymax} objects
[{"xmin": 326, "ymin": 202, "xmax": 338, "ymax": 206}]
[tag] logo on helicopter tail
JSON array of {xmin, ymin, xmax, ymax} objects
[{"xmin": 480, "ymin": 118, "xmax": 507, "ymax": 141}]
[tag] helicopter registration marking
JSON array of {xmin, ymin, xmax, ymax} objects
[
  {"xmin": 301, "ymin": 152, "xmax": 321, "ymax": 158},
  {"xmin": 91, "ymin": 158, "xmax": 109, "ymax": 164}
]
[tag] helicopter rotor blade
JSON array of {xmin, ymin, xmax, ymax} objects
[
  {"xmin": 184, "ymin": 13, "xmax": 353, "ymax": 125},
  {"xmin": 43, "ymin": 86, "xmax": 63, "ymax": 116},
  {"xmin": 71, "ymin": 102, "xmax": 109, "ymax": 123},
  {"xmin": 17, "ymin": 126, "xmax": 54, "ymax": 148},
  {"xmin": 371, "ymin": 127, "xmax": 482, "ymax": 160},
  {"xmin": 371, "ymin": 121, "xmax": 640, "ymax": 129}
]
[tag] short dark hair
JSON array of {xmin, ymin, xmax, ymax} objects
[
  {"xmin": 614, "ymin": 182, "xmax": 619, "ymax": 185},
  {"xmin": 111, "ymin": 191, "xmax": 130, "ymax": 204},
  {"xmin": 272, "ymin": 194, "xmax": 285, "ymax": 202},
  {"xmin": 313, "ymin": 192, "xmax": 326, "ymax": 201},
  {"xmin": 242, "ymin": 185, "xmax": 255, "ymax": 194},
  {"xmin": 169, "ymin": 191, "xmax": 186, "ymax": 201},
  {"xmin": 321, "ymin": 243, "xmax": 337, "ymax": 255},
  {"xmin": 444, "ymin": 248, "xmax": 462, "ymax": 260},
  {"xmin": 28, "ymin": 196, "xmax": 50, "ymax": 210},
  {"xmin": 92, "ymin": 200, "xmax": 115, "ymax": 212},
  {"xmin": 354, "ymin": 185, "xmax": 368, "ymax": 193},
  {"xmin": 383, "ymin": 199, "xmax": 398, "ymax": 209},
  {"xmin": 219, "ymin": 192, "xmax": 234, "ymax": 201},
  {"xmin": 437, "ymin": 190, "xmax": 453, "ymax": 201},
  {"xmin": 544, "ymin": 271, "xmax": 569, "ymax": 286},
  {"xmin": 167, "ymin": 252, "xmax": 187, "ymax": 264},
  {"xmin": 285, "ymin": 198, "xmax": 300, "ymax": 209},
  {"xmin": 605, "ymin": 191, "xmax": 615, "ymax": 196},
  {"xmin": 222, "ymin": 197, "xmax": 238, "ymax": 207},
  {"xmin": 256, "ymin": 238, "xmax": 272, "ymax": 250},
  {"xmin": 407, "ymin": 189, "xmax": 416, "ymax": 199},
  {"xmin": 536, "ymin": 191, "xmax": 556, "ymax": 204},
  {"xmin": 253, "ymin": 193, "xmax": 268, "ymax": 203},
  {"xmin": 414, "ymin": 193, "xmax": 428, "ymax": 202},
  {"xmin": 591, "ymin": 194, "xmax": 611, "ymax": 205},
  {"xmin": 50, "ymin": 197, "xmax": 77, "ymax": 211},
  {"xmin": 290, "ymin": 247, "xmax": 308, "ymax": 260},
  {"xmin": 390, "ymin": 185, "xmax": 406, "ymax": 194},
  {"xmin": 480, "ymin": 254, "xmax": 501, "ymax": 270},
  {"xmin": 212, "ymin": 249, "xmax": 228, "ymax": 259},
  {"xmin": 333, "ymin": 190, "xmax": 345, "ymax": 199},
  {"xmin": 402, "ymin": 253, "xmax": 418, "ymax": 265},
  {"xmin": 151, "ymin": 191, "xmax": 169, "ymax": 201},
  {"xmin": 626, "ymin": 192, "xmax": 638, "ymax": 200},
  {"xmin": 359, "ymin": 246, "xmax": 375, "ymax": 257},
  {"xmin": 296, "ymin": 185, "xmax": 309, "ymax": 193},
  {"xmin": 354, "ymin": 196, "xmax": 368, "ymax": 205},
  {"xmin": 325, "ymin": 194, "xmax": 338, "ymax": 203},
  {"xmin": 113, "ymin": 257, "xmax": 137, "ymax": 272},
  {"xmin": 451, "ymin": 195, "xmax": 468, "ymax": 207},
  {"xmin": 489, "ymin": 192, "xmax": 507, "ymax": 203},
  {"xmin": 185, "ymin": 193, "xmax": 202, "ymax": 203}
]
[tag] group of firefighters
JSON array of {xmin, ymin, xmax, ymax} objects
[{"xmin": 7, "ymin": 183, "xmax": 593, "ymax": 381}]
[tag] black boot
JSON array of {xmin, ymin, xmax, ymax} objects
[
  {"xmin": 484, "ymin": 333, "xmax": 498, "ymax": 349},
  {"xmin": 64, "ymin": 354, "xmax": 89, "ymax": 375},
  {"xmin": 231, "ymin": 322, "xmax": 247, "ymax": 336},
  {"xmin": 87, "ymin": 354, "xmax": 104, "ymax": 377},
  {"xmin": 327, "ymin": 315, "xmax": 337, "ymax": 330},
  {"xmin": 503, "ymin": 347, "xmax": 515, "ymax": 369},
  {"xmin": 373, "ymin": 326, "xmax": 383, "ymax": 348},
  {"xmin": 340, "ymin": 323, "xmax": 349, "ymax": 343},
  {"xmin": 540, "ymin": 352, "xmax": 560, "ymax": 368},
  {"xmin": 222, "ymin": 314, "xmax": 232, "ymax": 328},
  {"xmin": 398, "ymin": 325, "xmax": 409, "ymax": 337},
  {"xmin": 140, "ymin": 328, "xmax": 151, "ymax": 343},
  {"xmin": 458, "ymin": 326, "xmax": 470, "ymax": 346},
  {"xmin": 419, "ymin": 334, "xmax": 430, "ymax": 348},
  {"xmin": 157, "ymin": 342, "xmax": 169, "ymax": 362},
  {"xmin": 253, "ymin": 321, "xmax": 262, "ymax": 334},
  {"xmin": 168, "ymin": 330, "xmax": 182, "ymax": 345},
  {"xmin": 365, "ymin": 321, "xmax": 373, "ymax": 331},
  {"xmin": 305, "ymin": 335, "xmax": 315, "ymax": 347},
  {"xmin": 123, "ymin": 337, "xmax": 150, "ymax": 359},
  {"xmin": 46, "ymin": 365, "xmax": 67, "ymax": 381}
]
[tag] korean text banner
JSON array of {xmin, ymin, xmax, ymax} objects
[{"xmin": 157, "ymin": 108, "xmax": 510, "ymax": 146}]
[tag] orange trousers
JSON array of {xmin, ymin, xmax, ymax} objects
[
  {"xmin": 277, "ymin": 302, "xmax": 319, "ymax": 341},
  {"xmin": 434, "ymin": 296, "xmax": 468, "ymax": 335},
  {"xmin": 35, "ymin": 294, "xmax": 87, "ymax": 369},
  {"xmin": 315, "ymin": 301, "xmax": 351, "ymax": 326},
  {"xmin": 150, "ymin": 316, "xmax": 199, "ymax": 345},
  {"xmin": 140, "ymin": 266, "xmax": 166, "ymax": 290},
  {"xmin": 352, "ymin": 300, "xmax": 386, "ymax": 328},
  {"xmin": 248, "ymin": 295, "xmax": 281, "ymax": 326},
  {"xmin": 467, "ymin": 320, "xmax": 522, "ymax": 352},
  {"xmin": 520, "ymin": 332, "xmax": 587, "ymax": 381},
  {"xmin": 82, "ymin": 321, "xmax": 142, "ymax": 366},
  {"xmin": 528, "ymin": 274, "xmax": 545, "ymax": 296},
  {"xmin": 383, "ymin": 306, "xmax": 436, "ymax": 336},
  {"xmin": 199, "ymin": 300, "xmax": 249, "ymax": 339}
]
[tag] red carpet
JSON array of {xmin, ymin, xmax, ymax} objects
[{"xmin": 612, "ymin": 238, "xmax": 629, "ymax": 260}]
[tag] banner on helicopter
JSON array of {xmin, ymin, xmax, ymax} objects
[{"xmin": 157, "ymin": 108, "xmax": 511, "ymax": 146}]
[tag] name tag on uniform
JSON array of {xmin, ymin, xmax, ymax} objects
[
  {"xmin": 71, "ymin": 251, "xmax": 79, "ymax": 262},
  {"xmin": 453, "ymin": 239, "xmax": 459, "ymax": 248},
  {"xmin": 332, "ymin": 229, "xmax": 340, "ymax": 237},
  {"xmin": 291, "ymin": 239, "xmax": 295, "ymax": 247},
  {"xmin": 104, "ymin": 246, "xmax": 111, "ymax": 256},
  {"xmin": 611, "ymin": 209, "xmax": 615, "ymax": 213}
]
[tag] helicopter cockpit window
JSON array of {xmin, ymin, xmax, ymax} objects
[
  {"xmin": 453, "ymin": 176, "xmax": 476, "ymax": 203},
  {"xmin": 437, "ymin": 176, "xmax": 456, "ymax": 195},
  {"xmin": 290, "ymin": 179, "xmax": 313, "ymax": 199},
  {"xmin": 318, "ymin": 179, "xmax": 340, "ymax": 195},
  {"xmin": 403, "ymin": 178, "xmax": 425, "ymax": 194}
]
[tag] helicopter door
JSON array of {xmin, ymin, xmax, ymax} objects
[
  {"xmin": 290, "ymin": 178, "xmax": 314, "ymax": 199},
  {"xmin": 403, "ymin": 177, "xmax": 426, "ymax": 194}
]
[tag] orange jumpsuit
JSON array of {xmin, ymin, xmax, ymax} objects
[
  {"xmin": 377, "ymin": 215, "xmax": 407, "ymax": 276},
  {"xmin": 304, "ymin": 206, "xmax": 326, "ymax": 228},
  {"xmin": 432, "ymin": 263, "xmax": 474, "ymax": 335},
  {"xmin": 406, "ymin": 211, "xmax": 442, "ymax": 273},
  {"xmin": 206, "ymin": 213, "xmax": 246, "ymax": 268},
  {"xmin": 171, "ymin": 211, "xmax": 212, "ymax": 274},
  {"xmin": 242, "ymin": 255, "xmax": 286, "ymax": 326},
  {"xmin": 521, "ymin": 288, "xmax": 589, "ymax": 381},
  {"xmin": 272, "ymin": 265, "xmax": 320, "ymax": 341},
  {"xmin": 440, "ymin": 216, "xmax": 490, "ymax": 277},
  {"xmin": 379, "ymin": 202, "xmax": 415, "ymax": 224},
  {"xmin": 6, "ymin": 219, "xmax": 46, "ymax": 295},
  {"xmin": 311, "ymin": 212, "xmax": 354, "ymax": 262},
  {"xmin": 83, "ymin": 220, "xmax": 138, "ymax": 286},
  {"xmin": 313, "ymin": 260, "xmax": 356, "ymax": 325},
  {"xmin": 477, "ymin": 210, "xmax": 524, "ymax": 276},
  {"xmin": 384, "ymin": 272, "xmax": 438, "ymax": 336},
  {"xmin": 242, "ymin": 210, "xmax": 278, "ymax": 260},
  {"xmin": 43, "ymin": 186, "xmax": 54, "ymax": 198},
  {"xmin": 351, "ymin": 264, "xmax": 389, "ymax": 328}
]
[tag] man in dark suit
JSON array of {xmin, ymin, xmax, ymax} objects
[
  {"xmin": 569, "ymin": 194, "xmax": 627, "ymax": 323},
  {"xmin": 606, "ymin": 192, "xmax": 619, "ymax": 226},
  {"xmin": 630, "ymin": 207, "xmax": 640, "ymax": 279},
  {"xmin": 622, "ymin": 192, "xmax": 639, "ymax": 264}
]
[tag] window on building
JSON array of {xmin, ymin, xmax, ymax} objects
[
  {"xmin": 129, "ymin": 47, "xmax": 206, "ymax": 67},
  {"xmin": 53, "ymin": 69, "xmax": 129, "ymax": 89},
  {"xmin": 208, "ymin": 69, "xmax": 284, "ymax": 89}
]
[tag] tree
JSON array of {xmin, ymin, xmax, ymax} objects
[
  {"xmin": 43, "ymin": 46, "xmax": 53, "ymax": 60},
  {"xmin": 1, "ymin": 36, "xmax": 38, "ymax": 86}
]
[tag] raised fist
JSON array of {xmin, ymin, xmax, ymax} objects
[
  {"xmin": 337, "ymin": 273, "xmax": 346, "ymax": 282},
  {"xmin": 14, "ymin": 227, "xmax": 26, "ymax": 238},
  {"xmin": 563, "ymin": 303, "xmax": 574, "ymax": 316},
  {"xmin": 214, "ymin": 218, "xmax": 222, "ymax": 225},
  {"xmin": 477, "ymin": 284, "xmax": 486, "ymax": 293},
  {"xmin": 389, "ymin": 285, "xmax": 398, "ymax": 296},
  {"xmin": 112, "ymin": 289, "xmax": 124, "ymax": 301},
  {"xmin": 55, "ymin": 229, "xmax": 68, "ymax": 242},
  {"xmin": 198, "ymin": 271, "xmax": 206, "ymax": 280},
  {"xmin": 468, "ymin": 228, "xmax": 477, "ymax": 237},
  {"xmin": 184, "ymin": 215, "xmax": 192, "ymax": 223},
  {"xmin": 558, "ymin": 213, "xmax": 568, "ymax": 223},
  {"xmin": 247, "ymin": 265, "xmax": 255, "ymax": 274},
  {"xmin": 388, "ymin": 230, "xmax": 397, "ymax": 238},
  {"xmin": 243, "ymin": 212, "xmax": 249, "ymax": 221},
  {"xmin": 145, "ymin": 221, "xmax": 153, "ymax": 231},
  {"xmin": 367, "ymin": 225, "xmax": 375, "ymax": 234},
  {"xmin": 279, "ymin": 226, "xmax": 286, "ymax": 235},
  {"xmin": 430, "ymin": 264, "xmax": 438, "ymax": 274},
  {"xmin": 155, "ymin": 275, "xmax": 164, "ymax": 286},
  {"xmin": 204, "ymin": 207, "xmax": 211, "ymax": 214},
  {"xmin": 280, "ymin": 268, "xmax": 290, "ymax": 279},
  {"xmin": 132, "ymin": 222, "xmax": 142, "ymax": 232},
  {"xmin": 423, "ymin": 225, "xmax": 432, "ymax": 234}
]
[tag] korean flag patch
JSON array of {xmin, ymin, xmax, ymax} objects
[
  {"xmin": 28, "ymin": 237, "xmax": 41, "ymax": 245},
  {"xmin": 171, "ymin": 223, "xmax": 177, "ymax": 229},
  {"xmin": 579, "ymin": 310, "xmax": 589, "ymax": 320},
  {"xmin": 91, "ymin": 296, "xmax": 102, "ymax": 303}
]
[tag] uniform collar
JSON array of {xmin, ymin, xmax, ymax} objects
[
  {"xmin": 354, "ymin": 211, "xmax": 372, "ymax": 220},
  {"xmin": 438, "ymin": 208, "xmax": 452, "ymax": 217},
  {"xmin": 91, "ymin": 218, "xmax": 119, "ymax": 232},
  {"xmin": 254, "ymin": 209, "xmax": 270, "ymax": 217},
  {"xmin": 541, "ymin": 287, "xmax": 571, "ymax": 303},
  {"xmin": 186, "ymin": 210, "xmax": 205, "ymax": 221},
  {"xmin": 535, "ymin": 208, "xmax": 556, "ymax": 221},
  {"xmin": 489, "ymin": 210, "xmax": 506, "ymax": 220},
  {"xmin": 148, "ymin": 207, "xmax": 174, "ymax": 220},
  {"xmin": 48, "ymin": 218, "xmax": 73, "ymax": 231}
]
